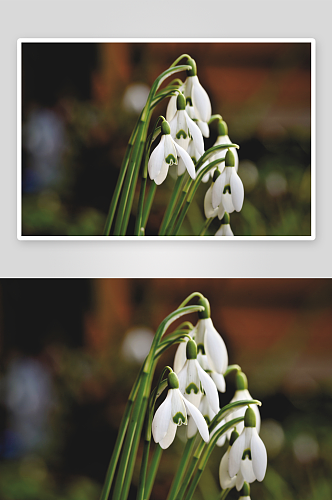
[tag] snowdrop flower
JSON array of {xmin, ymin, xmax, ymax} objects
[
  {"xmin": 228, "ymin": 407, "xmax": 267, "ymax": 489},
  {"xmin": 202, "ymin": 120, "xmax": 239, "ymax": 183},
  {"xmin": 187, "ymin": 393, "xmax": 226, "ymax": 447},
  {"xmin": 178, "ymin": 339, "xmax": 219, "ymax": 413},
  {"xmin": 195, "ymin": 298, "xmax": 228, "ymax": 392},
  {"xmin": 152, "ymin": 371, "xmax": 209, "ymax": 449},
  {"xmin": 225, "ymin": 372, "xmax": 261, "ymax": 439},
  {"xmin": 204, "ymin": 181, "xmax": 225, "ymax": 220},
  {"xmin": 148, "ymin": 120, "xmax": 196, "ymax": 185},
  {"xmin": 169, "ymin": 92, "xmax": 204, "ymax": 156},
  {"xmin": 219, "ymin": 429, "xmax": 240, "ymax": 490},
  {"xmin": 166, "ymin": 57, "xmax": 212, "ymax": 127},
  {"xmin": 212, "ymin": 150, "xmax": 244, "ymax": 213},
  {"xmin": 215, "ymin": 213, "xmax": 234, "ymax": 236},
  {"xmin": 183, "ymin": 58, "xmax": 212, "ymax": 123}
]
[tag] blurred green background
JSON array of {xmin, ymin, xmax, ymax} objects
[
  {"xmin": 21, "ymin": 42, "xmax": 312, "ymax": 236},
  {"xmin": 0, "ymin": 278, "xmax": 330, "ymax": 499}
]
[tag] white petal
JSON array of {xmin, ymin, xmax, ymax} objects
[
  {"xmin": 219, "ymin": 448, "xmax": 237, "ymax": 489},
  {"xmin": 215, "ymin": 224, "xmax": 225, "ymax": 237},
  {"xmin": 171, "ymin": 389, "xmax": 187, "ymax": 425},
  {"xmin": 251, "ymin": 428, "xmax": 267, "ymax": 481},
  {"xmin": 204, "ymin": 184, "xmax": 218, "ymax": 219},
  {"xmin": 187, "ymin": 415, "xmax": 198, "ymax": 438},
  {"xmin": 224, "ymin": 224, "xmax": 234, "ymax": 236},
  {"xmin": 211, "ymin": 419, "xmax": 227, "ymax": 447},
  {"xmin": 204, "ymin": 318, "xmax": 228, "ymax": 374},
  {"xmin": 152, "ymin": 390, "xmax": 172, "ymax": 443},
  {"xmin": 164, "ymin": 135, "xmax": 178, "ymax": 166},
  {"xmin": 197, "ymin": 120, "xmax": 210, "ymax": 138},
  {"xmin": 191, "ymin": 75, "xmax": 212, "ymax": 123},
  {"xmin": 217, "ymin": 203, "xmax": 225, "ymax": 220},
  {"xmin": 185, "ymin": 113, "xmax": 204, "ymax": 156},
  {"xmin": 159, "ymin": 420, "xmax": 177, "ymax": 449},
  {"xmin": 153, "ymin": 161, "xmax": 169, "ymax": 185},
  {"xmin": 241, "ymin": 457, "xmax": 256, "ymax": 483},
  {"xmin": 177, "ymin": 363, "xmax": 188, "ymax": 396},
  {"xmin": 195, "ymin": 361, "xmax": 220, "ymax": 414},
  {"xmin": 230, "ymin": 170, "xmax": 244, "ymax": 212},
  {"xmin": 185, "ymin": 360, "xmax": 201, "ymax": 408},
  {"xmin": 212, "ymin": 171, "xmax": 226, "ymax": 209},
  {"xmin": 148, "ymin": 136, "xmax": 165, "ymax": 180},
  {"xmin": 177, "ymin": 156, "xmax": 187, "ymax": 176},
  {"xmin": 211, "ymin": 372, "xmax": 226, "ymax": 393},
  {"xmin": 235, "ymin": 470, "xmax": 245, "ymax": 491},
  {"xmin": 183, "ymin": 397, "xmax": 209, "ymax": 442},
  {"xmin": 166, "ymin": 94, "xmax": 178, "ymax": 122},
  {"xmin": 169, "ymin": 115, "xmax": 178, "ymax": 139},
  {"xmin": 174, "ymin": 142, "xmax": 196, "ymax": 180},
  {"xmin": 221, "ymin": 192, "xmax": 235, "ymax": 214},
  {"xmin": 228, "ymin": 430, "xmax": 246, "ymax": 478},
  {"xmin": 174, "ymin": 339, "xmax": 188, "ymax": 374}
]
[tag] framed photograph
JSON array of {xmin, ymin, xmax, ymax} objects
[{"xmin": 18, "ymin": 39, "xmax": 315, "ymax": 240}]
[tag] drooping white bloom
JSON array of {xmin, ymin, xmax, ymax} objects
[
  {"xmin": 202, "ymin": 120, "xmax": 239, "ymax": 184},
  {"xmin": 195, "ymin": 317, "xmax": 228, "ymax": 390},
  {"xmin": 228, "ymin": 407, "xmax": 267, "ymax": 489},
  {"xmin": 169, "ymin": 93, "xmax": 205, "ymax": 156},
  {"xmin": 177, "ymin": 339, "xmax": 220, "ymax": 413},
  {"xmin": 148, "ymin": 121, "xmax": 196, "ymax": 185},
  {"xmin": 152, "ymin": 372, "xmax": 209, "ymax": 449},
  {"xmin": 204, "ymin": 184, "xmax": 225, "ymax": 220},
  {"xmin": 212, "ymin": 157, "xmax": 244, "ymax": 214},
  {"xmin": 219, "ymin": 446, "xmax": 238, "ymax": 490},
  {"xmin": 225, "ymin": 372, "xmax": 261, "ymax": 439},
  {"xmin": 184, "ymin": 75, "xmax": 212, "ymax": 123}
]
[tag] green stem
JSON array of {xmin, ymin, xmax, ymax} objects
[
  {"xmin": 220, "ymin": 488, "xmax": 230, "ymax": 500},
  {"xmin": 165, "ymin": 176, "xmax": 192, "ymax": 236},
  {"xmin": 167, "ymin": 437, "xmax": 196, "ymax": 500},
  {"xmin": 183, "ymin": 418, "xmax": 244, "ymax": 500},
  {"xmin": 113, "ymin": 120, "xmax": 146, "ymax": 235},
  {"xmin": 99, "ymin": 365, "xmax": 144, "ymax": 500},
  {"xmin": 199, "ymin": 217, "xmax": 214, "ymax": 236},
  {"xmin": 141, "ymin": 182, "xmax": 157, "ymax": 230},
  {"xmin": 145, "ymin": 445, "xmax": 163, "ymax": 500},
  {"xmin": 111, "ymin": 372, "xmax": 149, "ymax": 500},
  {"xmin": 159, "ymin": 174, "xmax": 186, "ymax": 236}
]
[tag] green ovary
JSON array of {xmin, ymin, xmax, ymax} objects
[
  {"xmin": 185, "ymin": 383, "xmax": 199, "ymax": 395},
  {"xmin": 165, "ymin": 154, "xmax": 177, "ymax": 165},
  {"xmin": 173, "ymin": 412, "xmax": 186, "ymax": 425}
]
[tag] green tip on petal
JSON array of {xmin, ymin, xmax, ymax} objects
[
  {"xmin": 176, "ymin": 93, "xmax": 186, "ymax": 110},
  {"xmin": 225, "ymin": 149, "xmax": 235, "ymax": 167},
  {"xmin": 244, "ymin": 406, "xmax": 256, "ymax": 428},
  {"xmin": 230, "ymin": 429, "xmax": 240, "ymax": 446},
  {"xmin": 186, "ymin": 339, "xmax": 198, "ymax": 360},
  {"xmin": 217, "ymin": 119, "xmax": 228, "ymax": 137},
  {"xmin": 168, "ymin": 371, "xmax": 179, "ymax": 389},
  {"xmin": 213, "ymin": 169, "xmax": 221, "ymax": 183},
  {"xmin": 186, "ymin": 57, "xmax": 197, "ymax": 77},
  {"xmin": 161, "ymin": 120, "xmax": 171, "ymax": 135},
  {"xmin": 240, "ymin": 482, "xmax": 250, "ymax": 497},
  {"xmin": 220, "ymin": 212, "xmax": 230, "ymax": 225},
  {"xmin": 235, "ymin": 371, "xmax": 248, "ymax": 391}
]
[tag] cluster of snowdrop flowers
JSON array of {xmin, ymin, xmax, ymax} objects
[
  {"xmin": 150, "ymin": 296, "xmax": 267, "ymax": 500},
  {"xmin": 105, "ymin": 54, "xmax": 250, "ymax": 236}
]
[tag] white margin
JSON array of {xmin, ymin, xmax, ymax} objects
[{"xmin": 17, "ymin": 38, "xmax": 316, "ymax": 241}]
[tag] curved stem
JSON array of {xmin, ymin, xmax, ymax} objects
[
  {"xmin": 159, "ymin": 174, "xmax": 186, "ymax": 236},
  {"xmin": 199, "ymin": 217, "xmax": 214, "ymax": 236},
  {"xmin": 166, "ymin": 437, "xmax": 196, "ymax": 500}
]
